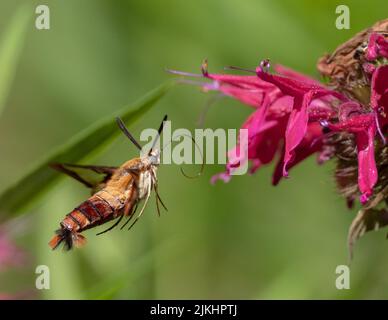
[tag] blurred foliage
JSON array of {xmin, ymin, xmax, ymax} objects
[
  {"xmin": 0, "ymin": 4, "xmax": 30, "ymax": 117},
  {"xmin": 0, "ymin": 0, "xmax": 388, "ymax": 299}
]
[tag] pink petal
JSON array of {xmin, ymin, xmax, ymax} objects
[
  {"xmin": 249, "ymin": 159, "xmax": 262, "ymax": 175},
  {"xmin": 356, "ymin": 125, "xmax": 378, "ymax": 204},
  {"xmin": 282, "ymin": 89, "xmax": 341, "ymax": 176},
  {"xmin": 338, "ymin": 101, "xmax": 363, "ymax": 122},
  {"xmin": 202, "ymin": 73, "xmax": 281, "ymax": 109},
  {"xmin": 274, "ymin": 64, "xmax": 322, "ymax": 86},
  {"xmin": 256, "ymin": 68, "xmax": 347, "ymax": 176},
  {"xmin": 256, "ymin": 69, "xmax": 323, "ymax": 97},
  {"xmin": 272, "ymin": 122, "xmax": 323, "ymax": 185},
  {"xmin": 0, "ymin": 232, "xmax": 26, "ymax": 271},
  {"xmin": 328, "ymin": 113, "xmax": 378, "ymax": 204},
  {"xmin": 371, "ymin": 65, "xmax": 388, "ymax": 123},
  {"xmin": 366, "ymin": 33, "xmax": 388, "ymax": 61},
  {"xmin": 211, "ymin": 172, "xmax": 232, "ymax": 184},
  {"xmin": 207, "ymin": 74, "xmax": 273, "ymax": 89},
  {"xmin": 308, "ymin": 98, "xmax": 336, "ymax": 121},
  {"xmin": 220, "ymin": 86, "xmax": 266, "ymax": 108}
]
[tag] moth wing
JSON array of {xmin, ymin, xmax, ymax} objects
[{"xmin": 50, "ymin": 163, "xmax": 117, "ymax": 192}]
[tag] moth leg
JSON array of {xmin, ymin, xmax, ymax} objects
[
  {"xmin": 155, "ymin": 192, "xmax": 161, "ymax": 217},
  {"xmin": 123, "ymin": 198, "xmax": 136, "ymax": 216},
  {"xmin": 154, "ymin": 183, "xmax": 168, "ymax": 212},
  {"xmin": 150, "ymin": 170, "xmax": 167, "ymax": 213},
  {"xmin": 127, "ymin": 180, "xmax": 152, "ymax": 231},
  {"xmin": 120, "ymin": 203, "xmax": 138, "ymax": 230},
  {"xmin": 95, "ymin": 214, "xmax": 124, "ymax": 236}
]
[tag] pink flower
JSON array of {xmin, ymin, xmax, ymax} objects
[
  {"xmin": 255, "ymin": 65, "xmax": 347, "ymax": 177},
  {"xmin": 0, "ymin": 229, "xmax": 26, "ymax": 271},
  {"xmin": 371, "ymin": 65, "xmax": 388, "ymax": 126},
  {"xmin": 171, "ymin": 29, "xmax": 388, "ymax": 207},
  {"xmin": 0, "ymin": 291, "xmax": 34, "ymax": 300},
  {"xmin": 0, "ymin": 224, "xmax": 31, "ymax": 299}
]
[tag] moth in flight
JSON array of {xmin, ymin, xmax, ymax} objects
[{"xmin": 49, "ymin": 116, "xmax": 168, "ymax": 250}]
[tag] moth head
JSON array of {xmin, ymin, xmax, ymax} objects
[{"xmin": 148, "ymin": 149, "xmax": 160, "ymax": 166}]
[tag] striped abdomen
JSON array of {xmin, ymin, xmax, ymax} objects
[
  {"xmin": 61, "ymin": 196, "xmax": 116, "ymax": 232},
  {"xmin": 49, "ymin": 189, "xmax": 130, "ymax": 250},
  {"xmin": 63, "ymin": 187, "xmax": 132, "ymax": 232}
]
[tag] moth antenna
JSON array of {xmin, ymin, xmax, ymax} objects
[
  {"xmin": 127, "ymin": 184, "xmax": 152, "ymax": 231},
  {"xmin": 149, "ymin": 115, "xmax": 168, "ymax": 155},
  {"xmin": 116, "ymin": 117, "xmax": 142, "ymax": 151}
]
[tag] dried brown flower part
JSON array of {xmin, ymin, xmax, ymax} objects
[{"xmin": 317, "ymin": 19, "xmax": 388, "ymax": 103}]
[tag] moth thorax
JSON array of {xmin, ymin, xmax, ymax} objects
[
  {"xmin": 148, "ymin": 149, "xmax": 160, "ymax": 166},
  {"xmin": 138, "ymin": 170, "xmax": 153, "ymax": 199}
]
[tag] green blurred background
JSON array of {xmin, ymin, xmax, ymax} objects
[{"xmin": 0, "ymin": 0, "xmax": 388, "ymax": 299}]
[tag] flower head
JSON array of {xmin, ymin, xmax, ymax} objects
[{"xmin": 171, "ymin": 19, "xmax": 388, "ymax": 255}]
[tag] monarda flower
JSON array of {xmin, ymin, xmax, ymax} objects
[{"xmin": 171, "ymin": 19, "xmax": 388, "ymax": 256}]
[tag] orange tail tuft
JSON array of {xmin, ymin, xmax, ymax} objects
[
  {"xmin": 48, "ymin": 228, "xmax": 86, "ymax": 250},
  {"xmin": 48, "ymin": 234, "xmax": 63, "ymax": 250},
  {"xmin": 73, "ymin": 233, "xmax": 87, "ymax": 248}
]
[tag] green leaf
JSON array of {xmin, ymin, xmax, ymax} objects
[
  {"xmin": 0, "ymin": 82, "xmax": 173, "ymax": 218},
  {"xmin": 0, "ymin": 4, "xmax": 31, "ymax": 117}
]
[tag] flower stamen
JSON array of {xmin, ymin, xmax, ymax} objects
[
  {"xmin": 165, "ymin": 68, "xmax": 203, "ymax": 78},
  {"xmin": 374, "ymin": 111, "xmax": 386, "ymax": 145},
  {"xmin": 224, "ymin": 66, "xmax": 256, "ymax": 74},
  {"xmin": 201, "ymin": 59, "xmax": 209, "ymax": 77},
  {"xmin": 259, "ymin": 59, "xmax": 271, "ymax": 73}
]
